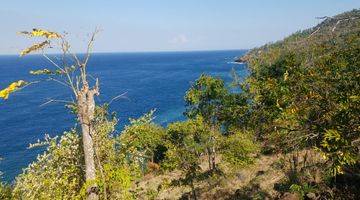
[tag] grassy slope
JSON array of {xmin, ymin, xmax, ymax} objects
[{"xmin": 134, "ymin": 150, "xmax": 322, "ymax": 199}]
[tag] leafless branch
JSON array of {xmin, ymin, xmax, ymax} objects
[
  {"xmin": 13, "ymin": 81, "xmax": 41, "ymax": 94},
  {"xmin": 47, "ymin": 77, "xmax": 72, "ymax": 89},
  {"xmin": 42, "ymin": 53, "xmax": 65, "ymax": 73},
  {"xmin": 109, "ymin": 92, "xmax": 129, "ymax": 105},
  {"xmin": 78, "ymin": 28, "xmax": 101, "ymax": 85},
  {"xmin": 40, "ymin": 98, "xmax": 74, "ymax": 107},
  {"xmin": 84, "ymin": 28, "xmax": 101, "ymax": 67},
  {"xmin": 58, "ymin": 38, "xmax": 78, "ymax": 96},
  {"xmin": 22, "ymin": 81, "xmax": 40, "ymax": 89},
  {"xmin": 88, "ymin": 74, "xmax": 98, "ymax": 82}
]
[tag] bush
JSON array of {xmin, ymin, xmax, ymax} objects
[
  {"xmin": 221, "ymin": 130, "xmax": 258, "ymax": 167},
  {"xmin": 0, "ymin": 183, "xmax": 12, "ymax": 200},
  {"xmin": 13, "ymin": 130, "xmax": 84, "ymax": 199},
  {"xmin": 118, "ymin": 110, "xmax": 166, "ymax": 172}
]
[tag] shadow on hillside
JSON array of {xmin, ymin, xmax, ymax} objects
[{"xmin": 225, "ymin": 184, "xmax": 271, "ymax": 200}]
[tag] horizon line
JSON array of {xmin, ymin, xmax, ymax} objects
[{"xmin": 0, "ymin": 48, "xmax": 249, "ymax": 57}]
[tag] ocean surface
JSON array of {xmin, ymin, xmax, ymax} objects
[{"xmin": 0, "ymin": 50, "xmax": 247, "ymax": 182}]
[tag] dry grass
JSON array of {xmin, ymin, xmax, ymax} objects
[{"xmin": 132, "ymin": 149, "xmax": 323, "ymax": 199}]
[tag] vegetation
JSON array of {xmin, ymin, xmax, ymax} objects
[
  {"xmin": 243, "ymin": 9, "xmax": 360, "ymax": 176},
  {"xmin": 119, "ymin": 110, "xmax": 166, "ymax": 170},
  {"xmin": 236, "ymin": 9, "xmax": 360, "ymax": 198},
  {"xmin": 13, "ymin": 131, "xmax": 84, "ymax": 199},
  {"xmin": 0, "ymin": 9, "xmax": 359, "ymax": 200}
]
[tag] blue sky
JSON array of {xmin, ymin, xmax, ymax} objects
[{"xmin": 1, "ymin": 0, "xmax": 359, "ymax": 54}]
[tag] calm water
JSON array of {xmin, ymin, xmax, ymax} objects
[{"xmin": 0, "ymin": 50, "xmax": 247, "ymax": 182}]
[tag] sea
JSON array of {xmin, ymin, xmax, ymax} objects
[{"xmin": 0, "ymin": 50, "xmax": 247, "ymax": 182}]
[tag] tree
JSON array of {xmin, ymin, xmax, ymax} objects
[
  {"xmin": 11, "ymin": 104, "xmax": 138, "ymax": 200},
  {"xmin": 219, "ymin": 71, "xmax": 251, "ymax": 132},
  {"xmin": 163, "ymin": 117, "xmax": 211, "ymax": 200},
  {"xmin": 15, "ymin": 28, "xmax": 101, "ymax": 199},
  {"xmin": 185, "ymin": 74, "xmax": 228, "ymax": 124},
  {"xmin": 184, "ymin": 74, "xmax": 228, "ymax": 170}
]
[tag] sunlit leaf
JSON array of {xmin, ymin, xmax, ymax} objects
[
  {"xmin": 19, "ymin": 28, "xmax": 61, "ymax": 39},
  {"xmin": 0, "ymin": 80, "xmax": 27, "ymax": 100},
  {"xmin": 30, "ymin": 69, "xmax": 54, "ymax": 75},
  {"xmin": 20, "ymin": 41, "xmax": 50, "ymax": 57}
]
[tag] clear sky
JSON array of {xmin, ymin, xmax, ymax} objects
[{"xmin": 1, "ymin": 0, "xmax": 359, "ymax": 54}]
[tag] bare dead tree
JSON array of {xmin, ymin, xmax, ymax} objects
[{"xmin": 19, "ymin": 28, "xmax": 102, "ymax": 200}]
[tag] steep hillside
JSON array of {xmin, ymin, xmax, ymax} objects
[
  {"xmin": 135, "ymin": 9, "xmax": 360, "ymax": 200},
  {"xmin": 238, "ymin": 9, "xmax": 360, "ymax": 63}
]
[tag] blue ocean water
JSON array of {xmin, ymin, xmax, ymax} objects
[{"xmin": 0, "ymin": 50, "xmax": 247, "ymax": 182}]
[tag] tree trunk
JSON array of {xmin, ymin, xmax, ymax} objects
[
  {"xmin": 209, "ymin": 124, "xmax": 217, "ymax": 171},
  {"xmin": 211, "ymin": 147, "xmax": 216, "ymax": 170},
  {"xmin": 190, "ymin": 179, "xmax": 197, "ymax": 200},
  {"xmin": 207, "ymin": 147, "xmax": 212, "ymax": 170},
  {"xmin": 77, "ymin": 83, "xmax": 99, "ymax": 200}
]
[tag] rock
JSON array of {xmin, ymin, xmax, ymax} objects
[{"xmin": 234, "ymin": 57, "xmax": 247, "ymax": 63}]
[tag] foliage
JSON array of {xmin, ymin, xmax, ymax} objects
[
  {"xmin": 100, "ymin": 163, "xmax": 137, "ymax": 200},
  {"xmin": 92, "ymin": 105, "xmax": 140, "ymax": 200},
  {"xmin": 0, "ymin": 183, "xmax": 12, "ymax": 200},
  {"xmin": 220, "ymin": 130, "xmax": 258, "ymax": 167},
  {"xmin": 289, "ymin": 183, "xmax": 316, "ymax": 200},
  {"xmin": 19, "ymin": 28, "xmax": 61, "ymax": 39},
  {"xmin": 219, "ymin": 91, "xmax": 251, "ymax": 132},
  {"xmin": 0, "ymin": 80, "xmax": 27, "ymax": 100},
  {"xmin": 185, "ymin": 74, "xmax": 228, "ymax": 125},
  {"xmin": 10, "ymin": 105, "xmax": 141, "ymax": 200},
  {"xmin": 29, "ymin": 66, "xmax": 75, "ymax": 75},
  {"xmin": 13, "ymin": 130, "xmax": 84, "ymax": 200},
  {"xmin": 163, "ymin": 117, "xmax": 210, "ymax": 199},
  {"xmin": 320, "ymin": 129, "xmax": 358, "ymax": 175},
  {"xmin": 241, "ymin": 9, "xmax": 360, "ymax": 175},
  {"xmin": 163, "ymin": 117, "xmax": 210, "ymax": 170},
  {"xmin": 20, "ymin": 41, "xmax": 50, "ymax": 57},
  {"xmin": 119, "ymin": 110, "xmax": 166, "ymax": 171},
  {"xmin": 185, "ymin": 74, "xmax": 230, "ymax": 171},
  {"xmin": 18, "ymin": 28, "xmax": 61, "ymax": 56}
]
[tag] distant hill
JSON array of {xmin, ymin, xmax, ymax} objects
[{"xmin": 236, "ymin": 9, "xmax": 360, "ymax": 63}]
